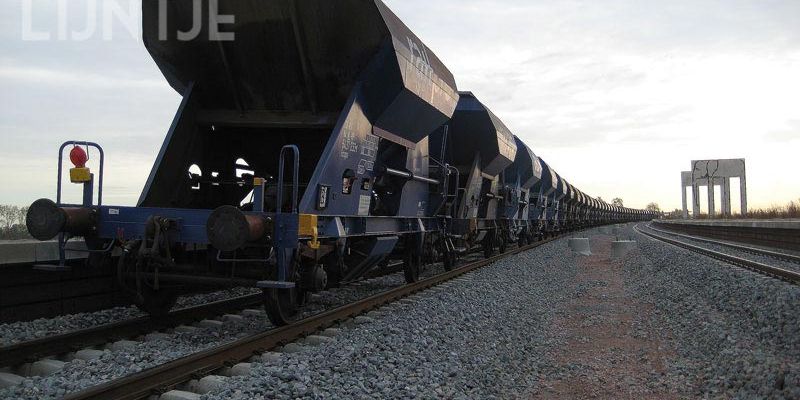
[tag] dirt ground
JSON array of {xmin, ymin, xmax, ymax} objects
[{"xmin": 532, "ymin": 235, "xmax": 681, "ymax": 399}]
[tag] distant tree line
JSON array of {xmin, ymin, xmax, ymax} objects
[
  {"xmin": 0, "ymin": 205, "xmax": 32, "ymax": 240},
  {"xmin": 646, "ymin": 203, "xmax": 661, "ymax": 213}
]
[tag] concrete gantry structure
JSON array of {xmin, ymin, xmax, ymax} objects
[
  {"xmin": 682, "ymin": 159, "xmax": 747, "ymax": 218},
  {"xmin": 682, "ymin": 171, "xmax": 708, "ymax": 219}
]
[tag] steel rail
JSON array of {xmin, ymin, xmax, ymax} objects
[
  {"xmin": 647, "ymin": 223, "xmax": 800, "ymax": 264},
  {"xmin": 64, "ymin": 236, "xmax": 561, "ymax": 400},
  {"xmin": 0, "ymin": 294, "xmax": 263, "ymax": 369},
  {"xmin": 0, "ymin": 260, "xmax": 422, "ymax": 369},
  {"xmin": 635, "ymin": 224, "xmax": 800, "ymax": 285}
]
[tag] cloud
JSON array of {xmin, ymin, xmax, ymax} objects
[
  {"xmin": 0, "ymin": 65, "xmax": 163, "ymax": 89},
  {"xmin": 1, "ymin": 0, "xmax": 799, "ymax": 210},
  {"xmin": 766, "ymin": 120, "xmax": 800, "ymax": 142}
]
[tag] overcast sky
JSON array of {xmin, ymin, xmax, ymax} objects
[{"xmin": 1, "ymin": 0, "xmax": 798, "ymax": 211}]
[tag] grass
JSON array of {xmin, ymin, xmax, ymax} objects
[
  {"xmin": 741, "ymin": 199, "xmax": 800, "ymax": 219},
  {"xmin": 664, "ymin": 198, "xmax": 800, "ymax": 220}
]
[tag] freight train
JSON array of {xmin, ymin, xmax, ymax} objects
[{"xmin": 24, "ymin": 0, "xmax": 658, "ymax": 325}]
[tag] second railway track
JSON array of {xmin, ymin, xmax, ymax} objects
[
  {"xmin": 647, "ymin": 223, "xmax": 800, "ymax": 264},
  {"xmin": 635, "ymin": 223, "xmax": 800, "ymax": 285}
]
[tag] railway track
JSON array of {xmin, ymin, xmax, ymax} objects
[
  {"xmin": 0, "ymin": 294, "xmax": 263, "ymax": 369},
  {"xmin": 0, "ymin": 260, "xmax": 419, "ymax": 372},
  {"xmin": 647, "ymin": 223, "xmax": 800, "ymax": 264},
  {"xmin": 635, "ymin": 224, "xmax": 800, "ymax": 285},
  {"xmin": 62, "ymin": 235, "xmax": 563, "ymax": 400}
]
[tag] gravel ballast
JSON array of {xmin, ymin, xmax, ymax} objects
[
  {"xmin": 0, "ymin": 263, "xmax": 445, "ymax": 398},
  {"xmin": 201, "ymin": 225, "xmax": 798, "ymax": 399},
  {"xmin": 3, "ymin": 223, "xmax": 798, "ymax": 399},
  {"xmin": 627, "ymin": 224, "xmax": 800, "ymax": 399},
  {"xmin": 0, "ymin": 287, "xmax": 260, "ymax": 347},
  {"xmin": 204, "ymin": 236, "xmax": 587, "ymax": 399}
]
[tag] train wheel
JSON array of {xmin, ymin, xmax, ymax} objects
[
  {"xmin": 118, "ymin": 241, "xmax": 178, "ymax": 317},
  {"xmin": 442, "ymin": 249, "xmax": 456, "ymax": 272},
  {"xmin": 404, "ymin": 234, "xmax": 423, "ymax": 283},
  {"xmin": 439, "ymin": 237, "xmax": 456, "ymax": 272},
  {"xmin": 482, "ymin": 234, "xmax": 494, "ymax": 259},
  {"xmin": 135, "ymin": 286, "xmax": 178, "ymax": 317},
  {"xmin": 264, "ymin": 288, "xmax": 299, "ymax": 326},
  {"xmin": 498, "ymin": 235, "xmax": 507, "ymax": 253},
  {"xmin": 403, "ymin": 250, "xmax": 421, "ymax": 283}
]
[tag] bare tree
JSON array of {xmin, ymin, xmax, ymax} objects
[
  {"xmin": 0, "ymin": 205, "xmax": 14, "ymax": 230},
  {"xmin": 16, "ymin": 206, "xmax": 28, "ymax": 226},
  {"xmin": 0, "ymin": 205, "xmax": 33, "ymax": 240},
  {"xmin": 646, "ymin": 202, "xmax": 661, "ymax": 213},
  {"xmin": 612, "ymin": 198, "xmax": 624, "ymax": 207}
]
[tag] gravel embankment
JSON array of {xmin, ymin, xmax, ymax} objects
[
  {"xmin": 203, "ymin": 236, "xmax": 586, "ymax": 399},
  {"xmin": 5, "ymin": 223, "xmax": 797, "ymax": 399},
  {"xmin": 198, "ymin": 224, "xmax": 798, "ymax": 399},
  {"xmin": 0, "ymin": 264, "xmax": 445, "ymax": 399},
  {"xmin": 627, "ymin": 223, "xmax": 800, "ymax": 399}
]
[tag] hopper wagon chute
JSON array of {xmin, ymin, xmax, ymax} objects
[
  {"xmin": 429, "ymin": 91, "xmax": 517, "ymax": 259},
  {"xmin": 530, "ymin": 158, "xmax": 557, "ymax": 238},
  {"xmin": 498, "ymin": 137, "xmax": 542, "ymax": 247}
]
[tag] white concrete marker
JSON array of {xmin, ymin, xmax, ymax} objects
[{"xmin": 568, "ymin": 238, "xmax": 592, "ymax": 256}]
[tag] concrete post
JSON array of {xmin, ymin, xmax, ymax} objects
[
  {"xmin": 722, "ymin": 178, "xmax": 732, "ymax": 216},
  {"xmin": 681, "ymin": 185, "xmax": 688, "ymax": 219},
  {"xmin": 740, "ymin": 174, "xmax": 748, "ymax": 216},
  {"xmin": 707, "ymin": 179, "xmax": 716, "ymax": 218},
  {"xmin": 681, "ymin": 171, "xmax": 692, "ymax": 219},
  {"xmin": 692, "ymin": 184, "xmax": 700, "ymax": 218}
]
